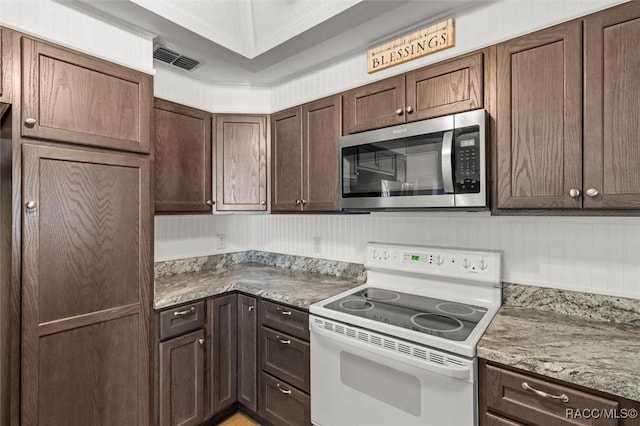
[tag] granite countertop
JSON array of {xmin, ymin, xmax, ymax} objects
[
  {"xmin": 155, "ymin": 263, "xmax": 362, "ymax": 310},
  {"xmin": 478, "ymin": 304, "xmax": 640, "ymax": 402}
]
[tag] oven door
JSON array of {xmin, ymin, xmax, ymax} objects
[
  {"xmin": 310, "ymin": 316, "xmax": 477, "ymax": 426},
  {"xmin": 340, "ymin": 115, "xmax": 455, "ymax": 209}
]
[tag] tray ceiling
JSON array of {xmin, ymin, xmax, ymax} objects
[{"xmin": 68, "ymin": 0, "xmax": 491, "ymax": 84}]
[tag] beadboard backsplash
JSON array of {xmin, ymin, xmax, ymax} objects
[{"xmin": 155, "ymin": 214, "xmax": 640, "ymax": 300}]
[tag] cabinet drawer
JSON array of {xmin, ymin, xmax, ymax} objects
[
  {"xmin": 485, "ymin": 364, "xmax": 619, "ymax": 426},
  {"xmin": 261, "ymin": 326, "xmax": 310, "ymax": 393},
  {"xmin": 159, "ymin": 301, "xmax": 205, "ymax": 341},
  {"xmin": 485, "ymin": 413, "xmax": 524, "ymax": 426},
  {"xmin": 260, "ymin": 300, "xmax": 309, "ymax": 340},
  {"xmin": 259, "ymin": 372, "xmax": 310, "ymax": 426}
]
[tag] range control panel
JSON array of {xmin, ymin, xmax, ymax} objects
[{"xmin": 365, "ymin": 242, "xmax": 501, "ymax": 285}]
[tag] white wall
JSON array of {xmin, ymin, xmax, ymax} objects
[
  {"xmin": 154, "ymin": 66, "xmax": 272, "ymax": 113},
  {"xmin": 0, "ymin": 0, "xmax": 154, "ymax": 73},
  {"xmin": 270, "ymin": 0, "xmax": 626, "ymax": 111},
  {"xmin": 155, "ymin": 214, "xmax": 640, "ymax": 300}
]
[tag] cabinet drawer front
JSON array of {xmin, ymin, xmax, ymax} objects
[
  {"xmin": 260, "ymin": 300, "xmax": 309, "ymax": 340},
  {"xmin": 485, "ymin": 413, "xmax": 525, "ymax": 426},
  {"xmin": 21, "ymin": 37, "xmax": 152, "ymax": 153},
  {"xmin": 485, "ymin": 365, "xmax": 618, "ymax": 426},
  {"xmin": 160, "ymin": 301, "xmax": 205, "ymax": 341},
  {"xmin": 261, "ymin": 326, "xmax": 310, "ymax": 393},
  {"xmin": 260, "ymin": 372, "xmax": 310, "ymax": 426}
]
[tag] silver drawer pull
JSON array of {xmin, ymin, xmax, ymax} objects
[
  {"xmin": 521, "ymin": 382, "xmax": 569, "ymax": 403},
  {"xmin": 173, "ymin": 307, "xmax": 196, "ymax": 317},
  {"xmin": 276, "ymin": 308, "xmax": 292, "ymax": 316},
  {"xmin": 276, "ymin": 336, "xmax": 291, "ymax": 345},
  {"xmin": 276, "ymin": 383, "xmax": 292, "ymax": 395}
]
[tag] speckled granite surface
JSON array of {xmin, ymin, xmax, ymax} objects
[
  {"xmin": 503, "ymin": 282, "xmax": 640, "ymax": 325},
  {"xmin": 479, "ymin": 285, "xmax": 640, "ymax": 402},
  {"xmin": 154, "ymin": 251, "xmax": 365, "ymax": 310},
  {"xmin": 155, "ymin": 251, "xmax": 366, "ymax": 281}
]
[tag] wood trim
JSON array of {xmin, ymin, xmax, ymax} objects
[
  {"xmin": 583, "ymin": 2, "xmax": 640, "ymax": 209},
  {"xmin": 0, "ymin": 27, "xmax": 14, "ymax": 104},
  {"xmin": 495, "ymin": 21, "xmax": 582, "ymax": 209},
  {"xmin": 38, "ymin": 304, "xmax": 140, "ymax": 337},
  {"xmin": 21, "ymin": 37, "xmax": 152, "ymax": 154}
]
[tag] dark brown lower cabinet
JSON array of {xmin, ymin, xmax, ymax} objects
[
  {"xmin": 207, "ymin": 294, "xmax": 238, "ymax": 417},
  {"xmin": 479, "ymin": 360, "xmax": 640, "ymax": 426},
  {"xmin": 21, "ymin": 142, "xmax": 152, "ymax": 426},
  {"xmin": 258, "ymin": 300, "xmax": 311, "ymax": 425},
  {"xmin": 260, "ymin": 372, "xmax": 311, "ymax": 426},
  {"xmin": 159, "ymin": 330, "xmax": 205, "ymax": 426},
  {"xmin": 237, "ymin": 294, "xmax": 258, "ymax": 412}
]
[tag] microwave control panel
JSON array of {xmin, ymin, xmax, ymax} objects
[{"xmin": 454, "ymin": 126, "xmax": 481, "ymax": 194}]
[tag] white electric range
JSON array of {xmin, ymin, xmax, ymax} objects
[{"xmin": 309, "ymin": 242, "xmax": 502, "ymax": 426}]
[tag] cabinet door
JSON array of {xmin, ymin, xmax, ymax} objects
[
  {"xmin": 21, "ymin": 37, "xmax": 152, "ymax": 153},
  {"xmin": 159, "ymin": 330, "xmax": 205, "ymax": 426},
  {"xmin": 207, "ymin": 294, "xmax": 237, "ymax": 417},
  {"xmin": 584, "ymin": 2, "xmax": 640, "ymax": 209},
  {"xmin": 302, "ymin": 95, "xmax": 341, "ymax": 211},
  {"xmin": 1, "ymin": 27, "xmax": 13, "ymax": 104},
  {"xmin": 343, "ymin": 75, "xmax": 405, "ymax": 134},
  {"xmin": 271, "ymin": 107, "xmax": 303, "ymax": 212},
  {"xmin": 495, "ymin": 22, "xmax": 582, "ymax": 209},
  {"xmin": 406, "ymin": 52, "xmax": 483, "ymax": 122},
  {"xmin": 154, "ymin": 98, "xmax": 212, "ymax": 213},
  {"xmin": 215, "ymin": 115, "xmax": 268, "ymax": 211},
  {"xmin": 21, "ymin": 143, "xmax": 152, "ymax": 426},
  {"xmin": 237, "ymin": 294, "xmax": 258, "ymax": 412}
]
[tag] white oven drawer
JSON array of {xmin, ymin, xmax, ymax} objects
[{"xmin": 310, "ymin": 316, "xmax": 477, "ymax": 426}]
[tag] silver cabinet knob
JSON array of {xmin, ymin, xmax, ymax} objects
[
  {"xmin": 586, "ymin": 188, "xmax": 599, "ymax": 198},
  {"xmin": 205, "ymin": 200, "xmax": 213, "ymax": 206},
  {"xmin": 25, "ymin": 200, "xmax": 36, "ymax": 210},
  {"xmin": 406, "ymin": 106, "xmax": 414, "ymax": 114},
  {"xmin": 569, "ymin": 189, "xmax": 580, "ymax": 198},
  {"xmin": 395, "ymin": 108, "xmax": 403, "ymax": 116},
  {"xmin": 295, "ymin": 199, "xmax": 301, "ymax": 206},
  {"xmin": 25, "ymin": 118, "xmax": 37, "ymax": 126},
  {"xmin": 260, "ymin": 200, "xmax": 266, "ymax": 205},
  {"xmin": 301, "ymin": 199, "xmax": 307, "ymax": 205},
  {"xmin": 248, "ymin": 305, "xmax": 254, "ymax": 311},
  {"xmin": 198, "ymin": 338, "xmax": 205, "ymax": 346}
]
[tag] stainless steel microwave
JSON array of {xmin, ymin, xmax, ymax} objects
[{"xmin": 339, "ymin": 109, "xmax": 487, "ymax": 210}]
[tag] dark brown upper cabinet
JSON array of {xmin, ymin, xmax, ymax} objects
[
  {"xmin": 272, "ymin": 94, "xmax": 341, "ymax": 212},
  {"xmin": 21, "ymin": 37, "xmax": 152, "ymax": 153},
  {"xmin": 495, "ymin": 21, "xmax": 582, "ymax": 209},
  {"xmin": 343, "ymin": 53, "xmax": 483, "ymax": 134},
  {"xmin": 584, "ymin": 2, "xmax": 640, "ymax": 209},
  {"xmin": 154, "ymin": 98, "xmax": 213, "ymax": 214},
  {"xmin": 496, "ymin": 2, "xmax": 640, "ymax": 211},
  {"xmin": 21, "ymin": 143, "xmax": 152, "ymax": 426},
  {"xmin": 1, "ymin": 27, "xmax": 13, "ymax": 104},
  {"xmin": 214, "ymin": 115, "xmax": 268, "ymax": 211}
]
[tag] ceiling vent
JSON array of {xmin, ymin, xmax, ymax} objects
[{"xmin": 153, "ymin": 45, "xmax": 201, "ymax": 71}]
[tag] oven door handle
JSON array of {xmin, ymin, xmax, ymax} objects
[
  {"xmin": 441, "ymin": 130, "xmax": 455, "ymax": 194},
  {"xmin": 311, "ymin": 322, "xmax": 471, "ymax": 381}
]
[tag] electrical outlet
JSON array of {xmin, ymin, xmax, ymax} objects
[
  {"xmin": 216, "ymin": 234, "xmax": 226, "ymax": 250},
  {"xmin": 313, "ymin": 236, "xmax": 321, "ymax": 254}
]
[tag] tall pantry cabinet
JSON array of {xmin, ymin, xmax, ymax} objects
[{"xmin": 1, "ymin": 28, "xmax": 153, "ymax": 426}]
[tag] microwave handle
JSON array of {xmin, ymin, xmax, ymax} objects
[{"xmin": 441, "ymin": 130, "xmax": 454, "ymax": 194}]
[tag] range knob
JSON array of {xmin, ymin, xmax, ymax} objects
[
  {"xmin": 479, "ymin": 259, "xmax": 488, "ymax": 270},
  {"xmin": 463, "ymin": 258, "xmax": 471, "ymax": 269},
  {"xmin": 383, "ymin": 251, "xmax": 390, "ymax": 260},
  {"xmin": 372, "ymin": 249, "xmax": 379, "ymax": 259},
  {"xmin": 436, "ymin": 255, "xmax": 444, "ymax": 266}
]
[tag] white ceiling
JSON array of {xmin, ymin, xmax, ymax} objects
[{"xmin": 71, "ymin": 0, "xmax": 492, "ymax": 85}]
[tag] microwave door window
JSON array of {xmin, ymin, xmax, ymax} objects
[{"xmin": 341, "ymin": 132, "xmax": 446, "ymax": 198}]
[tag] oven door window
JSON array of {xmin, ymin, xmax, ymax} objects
[{"xmin": 342, "ymin": 132, "xmax": 448, "ymax": 198}]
